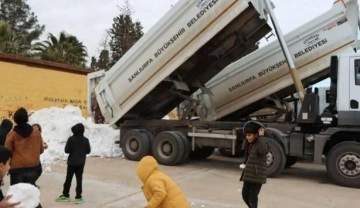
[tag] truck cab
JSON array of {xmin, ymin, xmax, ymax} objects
[{"xmin": 290, "ymin": 54, "xmax": 360, "ymax": 187}]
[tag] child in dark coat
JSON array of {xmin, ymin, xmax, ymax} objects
[
  {"xmin": 56, "ymin": 123, "xmax": 91, "ymax": 204},
  {"xmin": 0, "ymin": 119, "xmax": 13, "ymax": 146},
  {"xmin": 0, "ymin": 146, "xmax": 20, "ymax": 208},
  {"xmin": 0, "ymin": 119, "xmax": 13, "ymax": 187},
  {"xmin": 240, "ymin": 121, "xmax": 269, "ymax": 208}
]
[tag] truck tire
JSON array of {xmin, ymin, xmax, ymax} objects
[
  {"xmin": 189, "ymin": 146, "xmax": 215, "ymax": 160},
  {"xmin": 266, "ymin": 138, "xmax": 286, "ymax": 177},
  {"xmin": 121, "ymin": 129, "xmax": 151, "ymax": 161},
  {"xmin": 326, "ymin": 142, "xmax": 360, "ymax": 188},
  {"xmin": 152, "ymin": 131, "xmax": 185, "ymax": 166},
  {"xmin": 285, "ymin": 156, "xmax": 298, "ymax": 168},
  {"xmin": 173, "ymin": 131, "xmax": 191, "ymax": 164}
]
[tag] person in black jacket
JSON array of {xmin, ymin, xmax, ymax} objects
[
  {"xmin": 0, "ymin": 146, "xmax": 20, "ymax": 207},
  {"xmin": 0, "ymin": 119, "xmax": 13, "ymax": 189},
  {"xmin": 240, "ymin": 121, "xmax": 269, "ymax": 208},
  {"xmin": 56, "ymin": 123, "xmax": 91, "ymax": 204},
  {"xmin": 0, "ymin": 119, "xmax": 13, "ymax": 146}
]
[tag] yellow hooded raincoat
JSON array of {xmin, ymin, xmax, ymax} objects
[{"xmin": 136, "ymin": 156, "xmax": 190, "ymax": 208}]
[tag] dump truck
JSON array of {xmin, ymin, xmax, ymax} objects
[
  {"xmin": 88, "ymin": 0, "xmax": 360, "ymax": 187},
  {"xmin": 191, "ymin": 0, "xmax": 360, "ymax": 187}
]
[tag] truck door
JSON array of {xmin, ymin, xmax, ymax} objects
[
  {"xmin": 337, "ymin": 57, "xmax": 360, "ymax": 125},
  {"xmin": 350, "ymin": 59, "xmax": 360, "ymax": 111}
]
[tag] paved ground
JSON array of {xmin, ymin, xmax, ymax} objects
[{"xmin": 3, "ymin": 152, "xmax": 360, "ymax": 208}]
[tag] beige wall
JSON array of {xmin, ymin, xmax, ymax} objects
[{"xmin": 0, "ymin": 60, "xmax": 89, "ymax": 120}]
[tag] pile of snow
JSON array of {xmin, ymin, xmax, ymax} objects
[
  {"xmin": 7, "ymin": 183, "xmax": 40, "ymax": 208},
  {"xmin": 28, "ymin": 105, "xmax": 122, "ymax": 166}
]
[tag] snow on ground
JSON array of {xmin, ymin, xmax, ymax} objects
[{"xmin": 28, "ymin": 105, "xmax": 123, "ymax": 169}]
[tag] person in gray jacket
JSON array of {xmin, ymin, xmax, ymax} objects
[
  {"xmin": 240, "ymin": 121, "xmax": 269, "ymax": 208},
  {"xmin": 56, "ymin": 123, "xmax": 91, "ymax": 204}
]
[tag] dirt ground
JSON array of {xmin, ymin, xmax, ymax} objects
[{"xmin": 3, "ymin": 152, "xmax": 360, "ymax": 208}]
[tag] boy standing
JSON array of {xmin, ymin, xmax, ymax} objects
[
  {"xmin": 240, "ymin": 121, "xmax": 269, "ymax": 208},
  {"xmin": 56, "ymin": 123, "xmax": 91, "ymax": 204},
  {"xmin": 0, "ymin": 146, "xmax": 20, "ymax": 207}
]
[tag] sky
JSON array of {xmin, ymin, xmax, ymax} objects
[
  {"xmin": 26, "ymin": 0, "xmax": 335, "ymax": 64},
  {"xmin": 27, "ymin": 0, "xmax": 178, "ymax": 62}
]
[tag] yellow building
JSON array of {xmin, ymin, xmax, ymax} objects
[{"xmin": 0, "ymin": 53, "xmax": 92, "ymax": 120}]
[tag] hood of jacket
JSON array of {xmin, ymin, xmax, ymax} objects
[
  {"xmin": 136, "ymin": 156, "xmax": 159, "ymax": 184},
  {"xmin": 0, "ymin": 119, "xmax": 13, "ymax": 133},
  {"xmin": 13, "ymin": 123, "xmax": 33, "ymax": 138},
  {"xmin": 71, "ymin": 123, "xmax": 84, "ymax": 136}
]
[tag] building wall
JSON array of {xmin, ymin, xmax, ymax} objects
[{"xmin": 0, "ymin": 57, "xmax": 90, "ymax": 120}]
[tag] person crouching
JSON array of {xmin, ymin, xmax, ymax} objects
[{"xmin": 136, "ymin": 156, "xmax": 190, "ymax": 208}]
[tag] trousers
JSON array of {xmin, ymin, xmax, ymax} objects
[
  {"xmin": 242, "ymin": 181, "xmax": 262, "ymax": 208},
  {"xmin": 62, "ymin": 165, "xmax": 84, "ymax": 198}
]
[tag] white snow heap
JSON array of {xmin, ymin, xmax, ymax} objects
[
  {"xmin": 6, "ymin": 183, "xmax": 40, "ymax": 208},
  {"xmin": 28, "ymin": 105, "xmax": 123, "ymax": 166}
]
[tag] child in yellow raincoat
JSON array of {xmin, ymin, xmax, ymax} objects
[{"xmin": 136, "ymin": 156, "xmax": 190, "ymax": 208}]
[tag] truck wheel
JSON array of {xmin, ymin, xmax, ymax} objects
[
  {"xmin": 173, "ymin": 131, "xmax": 190, "ymax": 164},
  {"xmin": 189, "ymin": 146, "xmax": 215, "ymax": 160},
  {"xmin": 266, "ymin": 138, "xmax": 286, "ymax": 177},
  {"xmin": 326, "ymin": 142, "xmax": 360, "ymax": 188},
  {"xmin": 121, "ymin": 129, "xmax": 151, "ymax": 161},
  {"xmin": 152, "ymin": 131, "xmax": 185, "ymax": 166},
  {"xmin": 285, "ymin": 156, "xmax": 298, "ymax": 168}
]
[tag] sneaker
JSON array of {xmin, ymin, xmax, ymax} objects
[
  {"xmin": 75, "ymin": 198, "xmax": 84, "ymax": 204},
  {"xmin": 55, "ymin": 195, "xmax": 70, "ymax": 202}
]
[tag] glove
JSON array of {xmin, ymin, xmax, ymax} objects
[{"xmin": 239, "ymin": 163, "xmax": 246, "ymax": 169}]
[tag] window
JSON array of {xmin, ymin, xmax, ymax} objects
[{"xmin": 355, "ymin": 59, "xmax": 360, "ymax": 85}]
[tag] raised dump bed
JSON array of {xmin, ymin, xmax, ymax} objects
[
  {"xmin": 88, "ymin": 0, "xmax": 271, "ymax": 125},
  {"xmin": 194, "ymin": 0, "xmax": 359, "ymax": 121}
]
